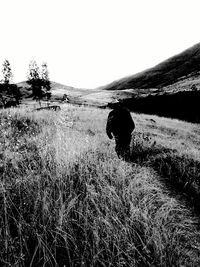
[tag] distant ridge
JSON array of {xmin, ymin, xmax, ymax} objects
[
  {"xmin": 102, "ymin": 42, "xmax": 200, "ymax": 90},
  {"xmin": 17, "ymin": 81, "xmax": 76, "ymax": 91},
  {"xmin": 16, "ymin": 80, "xmax": 96, "ymax": 101}
]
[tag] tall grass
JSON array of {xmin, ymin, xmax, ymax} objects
[
  {"xmin": 1, "ymin": 106, "xmax": 200, "ymax": 266},
  {"xmin": 131, "ymin": 128, "xmax": 200, "ymax": 213}
]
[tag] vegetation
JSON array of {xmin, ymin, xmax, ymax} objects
[
  {"xmin": 2, "ymin": 59, "xmax": 13, "ymax": 84},
  {"xmin": 27, "ymin": 61, "xmax": 51, "ymax": 106},
  {"xmin": 0, "ymin": 59, "xmax": 22, "ymax": 108},
  {"xmin": 1, "ymin": 105, "xmax": 200, "ymax": 266}
]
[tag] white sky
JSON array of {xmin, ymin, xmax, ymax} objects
[{"xmin": 0, "ymin": 0, "xmax": 200, "ymax": 88}]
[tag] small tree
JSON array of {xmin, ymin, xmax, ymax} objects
[
  {"xmin": 0, "ymin": 59, "xmax": 21, "ymax": 108},
  {"xmin": 2, "ymin": 59, "xmax": 13, "ymax": 84},
  {"xmin": 0, "ymin": 84, "xmax": 6, "ymax": 107},
  {"xmin": 9, "ymin": 84, "xmax": 22, "ymax": 105},
  {"xmin": 27, "ymin": 60, "xmax": 51, "ymax": 106},
  {"xmin": 27, "ymin": 60, "xmax": 42, "ymax": 106},
  {"xmin": 41, "ymin": 62, "xmax": 51, "ymax": 106}
]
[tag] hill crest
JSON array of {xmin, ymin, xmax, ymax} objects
[{"xmin": 101, "ymin": 42, "xmax": 200, "ymax": 91}]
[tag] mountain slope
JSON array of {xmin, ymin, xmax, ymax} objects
[{"xmin": 102, "ymin": 42, "xmax": 200, "ymax": 91}]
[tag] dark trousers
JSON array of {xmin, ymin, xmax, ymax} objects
[{"xmin": 114, "ymin": 134, "xmax": 132, "ymax": 160}]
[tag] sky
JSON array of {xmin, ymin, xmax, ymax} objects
[{"xmin": 0, "ymin": 0, "xmax": 200, "ymax": 89}]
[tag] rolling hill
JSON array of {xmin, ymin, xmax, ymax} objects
[
  {"xmin": 17, "ymin": 81, "xmax": 87, "ymax": 98},
  {"xmin": 17, "ymin": 80, "xmax": 114, "ymax": 107},
  {"xmin": 17, "ymin": 80, "xmax": 100, "ymax": 105},
  {"xmin": 102, "ymin": 42, "xmax": 200, "ymax": 91},
  {"xmin": 18, "ymin": 42, "xmax": 200, "ymax": 101},
  {"xmin": 17, "ymin": 42, "xmax": 200, "ymax": 121},
  {"xmin": 97, "ymin": 42, "xmax": 200, "ymax": 122}
]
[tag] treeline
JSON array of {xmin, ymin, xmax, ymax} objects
[{"xmin": 0, "ymin": 59, "xmax": 52, "ymax": 108}]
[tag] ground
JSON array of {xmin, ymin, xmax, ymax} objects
[{"xmin": 1, "ymin": 103, "xmax": 200, "ymax": 266}]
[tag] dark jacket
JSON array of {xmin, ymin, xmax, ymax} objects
[{"xmin": 106, "ymin": 105, "xmax": 135, "ymax": 139}]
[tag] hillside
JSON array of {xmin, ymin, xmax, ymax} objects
[
  {"xmin": 16, "ymin": 42, "xmax": 200, "ymax": 121},
  {"xmin": 102, "ymin": 42, "xmax": 200, "ymax": 91},
  {"xmin": 17, "ymin": 81, "xmax": 91, "ymax": 98},
  {"xmin": 17, "ymin": 80, "xmax": 114, "ymax": 108},
  {"xmin": 17, "ymin": 43, "xmax": 200, "ymax": 105},
  {"xmin": 1, "ymin": 105, "xmax": 200, "ymax": 266}
]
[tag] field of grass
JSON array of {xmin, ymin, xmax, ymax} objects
[{"xmin": 1, "ymin": 105, "xmax": 200, "ymax": 266}]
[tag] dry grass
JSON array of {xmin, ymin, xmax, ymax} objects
[{"xmin": 1, "ymin": 105, "xmax": 200, "ymax": 266}]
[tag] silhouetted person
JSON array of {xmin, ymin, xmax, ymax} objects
[{"xmin": 106, "ymin": 100, "xmax": 135, "ymax": 160}]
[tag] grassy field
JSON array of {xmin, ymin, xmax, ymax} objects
[{"xmin": 1, "ymin": 104, "xmax": 200, "ymax": 266}]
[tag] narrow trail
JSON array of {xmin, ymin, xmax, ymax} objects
[
  {"xmin": 130, "ymin": 144, "xmax": 200, "ymax": 225},
  {"xmin": 129, "ymin": 113, "xmax": 200, "ymax": 221}
]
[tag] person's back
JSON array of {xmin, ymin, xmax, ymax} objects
[
  {"xmin": 107, "ymin": 105, "xmax": 134, "ymax": 137},
  {"xmin": 106, "ymin": 102, "xmax": 135, "ymax": 160}
]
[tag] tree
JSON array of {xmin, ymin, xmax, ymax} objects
[
  {"xmin": 0, "ymin": 59, "xmax": 21, "ymax": 108},
  {"xmin": 27, "ymin": 60, "xmax": 51, "ymax": 106},
  {"xmin": 27, "ymin": 60, "xmax": 43, "ymax": 105},
  {"xmin": 41, "ymin": 62, "xmax": 51, "ymax": 105},
  {"xmin": 0, "ymin": 84, "xmax": 6, "ymax": 107},
  {"xmin": 2, "ymin": 59, "xmax": 13, "ymax": 84}
]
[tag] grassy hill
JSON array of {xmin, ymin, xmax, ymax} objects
[
  {"xmin": 17, "ymin": 81, "xmax": 91, "ymax": 98},
  {"xmin": 17, "ymin": 43, "xmax": 200, "ymax": 107},
  {"xmin": 1, "ymin": 104, "xmax": 200, "ymax": 266},
  {"xmin": 16, "ymin": 42, "xmax": 200, "ymax": 121},
  {"xmin": 17, "ymin": 80, "xmax": 106, "ymax": 107},
  {"xmin": 102, "ymin": 42, "xmax": 200, "ymax": 91},
  {"xmin": 92, "ymin": 42, "xmax": 200, "ymax": 122}
]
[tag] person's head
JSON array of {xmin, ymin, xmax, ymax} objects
[{"xmin": 107, "ymin": 99, "xmax": 123, "ymax": 109}]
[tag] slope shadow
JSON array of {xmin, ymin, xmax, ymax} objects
[{"xmin": 124, "ymin": 91, "xmax": 200, "ymax": 123}]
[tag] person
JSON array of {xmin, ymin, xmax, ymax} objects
[{"xmin": 106, "ymin": 100, "xmax": 135, "ymax": 160}]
